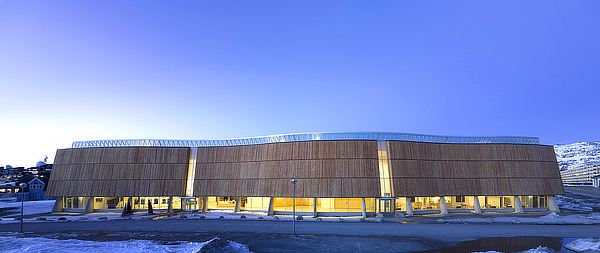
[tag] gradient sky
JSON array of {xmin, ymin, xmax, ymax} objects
[{"xmin": 1, "ymin": 1, "xmax": 599, "ymax": 167}]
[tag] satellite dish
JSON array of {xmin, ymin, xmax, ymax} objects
[
  {"xmin": 36, "ymin": 161, "xmax": 46, "ymax": 167},
  {"xmin": 6, "ymin": 165, "xmax": 12, "ymax": 169}
]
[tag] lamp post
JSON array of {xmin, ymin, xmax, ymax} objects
[
  {"xmin": 291, "ymin": 178, "xmax": 297, "ymax": 236},
  {"xmin": 19, "ymin": 183, "xmax": 27, "ymax": 233}
]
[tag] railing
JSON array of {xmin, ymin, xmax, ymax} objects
[{"xmin": 71, "ymin": 132, "xmax": 540, "ymax": 148}]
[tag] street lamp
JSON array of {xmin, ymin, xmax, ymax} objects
[
  {"xmin": 19, "ymin": 183, "xmax": 27, "ymax": 233},
  {"xmin": 291, "ymin": 178, "xmax": 297, "ymax": 236}
]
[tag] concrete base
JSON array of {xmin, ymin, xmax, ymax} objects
[
  {"xmin": 313, "ymin": 198, "xmax": 318, "ymax": 218},
  {"xmin": 548, "ymin": 195, "xmax": 560, "ymax": 212},
  {"xmin": 405, "ymin": 197, "xmax": 413, "ymax": 217},
  {"xmin": 361, "ymin": 198, "xmax": 367, "ymax": 219},
  {"xmin": 514, "ymin": 196, "xmax": 524, "ymax": 213},
  {"xmin": 268, "ymin": 197, "xmax": 275, "ymax": 216},
  {"xmin": 234, "ymin": 197, "xmax": 242, "ymax": 212},
  {"xmin": 473, "ymin": 196, "xmax": 482, "ymax": 214},
  {"xmin": 202, "ymin": 197, "xmax": 208, "ymax": 213},
  {"xmin": 51, "ymin": 197, "xmax": 64, "ymax": 213},
  {"xmin": 84, "ymin": 197, "xmax": 94, "ymax": 214},
  {"xmin": 440, "ymin": 196, "xmax": 448, "ymax": 215}
]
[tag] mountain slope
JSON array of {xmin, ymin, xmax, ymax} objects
[{"xmin": 554, "ymin": 142, "xmax": 600, "ymax": 171}]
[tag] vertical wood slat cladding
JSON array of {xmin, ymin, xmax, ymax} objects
[
  {"xmin": 388, "ymin": 141, "xmax": 564, "ymax": 196},
  {"xmin": 47, "ymin": 147, "xmax": 189, "ymax": 197},
  {"xmin": 193, "ymin": 140, "xmax": 381, "ymax": 198}
]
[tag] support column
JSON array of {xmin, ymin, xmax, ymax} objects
[
  {"xmin": 121, "ymin": 197, "xmax": 133, "ymax": 216},
  {"xmin": 473, "ymin": 196, "xmax": 482, "ymax": 214},
  {"xmin": 202, "ymin": 197, "xmax": 208, "ymax": 213},
  {"xmin": 235, "ymin": 197, "xmax": 242, "ymax": 212},
  {"xmin": 514, "ymin": 196, "xmax": 524, "ymax": 213},
  {"xmin": 51, "ymin": 197, "xmax": 64, "ymax": 213},
  {"xmin": 361, "ymin": 198, "xmax": 367, "ymax": 218},
  {"xmin": 312, "ymin": 198, "xmax": 318, "ymax": 218},
  {"xmin": 440, "ymin": 196, "xmax": 448, "ymax": 215},
  {"xmin": 167, "ymin": 197, "xmax": 173, "ymax": 213},
  {"xmin": 548, "ymin": 195, "xmax": 560, "ymax": 212},
  {"xmin": 268, "ymin": 197, "xmax": 275, "ymax": 216},
  {"xmin": 405, "ymin": 197, "xmax": 413, "ymax": 217},
  {"xmin": 84, "ymin": 197, "xmax": 94, "ymax": 214}
]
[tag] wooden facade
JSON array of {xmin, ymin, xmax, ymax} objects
[
  {"xmin": 46, "ymin": 147, "xmax": 189, "ymax": 197},
  {"xmin": 47, "ymin": 139, "xmax": 564, "ymax": 199},
  {"xmin": 193, "ymin": 140, "xmax": 381, "ymax": 198},
  {"xmin": 388, "ymin": 141, "xmax": 564, "ymax": 196}
]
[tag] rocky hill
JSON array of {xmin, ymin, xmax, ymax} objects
[{"xmin": 554, "ymin": 142, "xmax": 600, "ymax": 171}]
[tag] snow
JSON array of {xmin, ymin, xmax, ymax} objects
[
  {"xmin": 440, "ymin": 211, "xmax": 600, "ymax": 225},
  {"xmin": 0, "ymin": 199, "xmax": 55, "ymax": 216},
  {"xmin": 554, "ymin": 142, "xmax": 600, "ymax": 170},
  {"xmin": 563, "ymin": 238, "xmax": 600, "ymax": 252},
  {"xmin": 0, "ymin": 197, "xmax": 599, "ymax": 225},
  {"xmin": 555, "ymin": 195, "xmax": 599, "ymax": 212},
  {"xmin": 473, "ymin": 246, "xmax": 557, "ymax": 253},
  {"xmin": 0, "ymin": 234, "xmax": 251, "ymax": 253}
]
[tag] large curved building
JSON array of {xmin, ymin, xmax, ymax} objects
[{"xmin": 47, "ymin": 132, "xmax": 564, "ymax": 216}]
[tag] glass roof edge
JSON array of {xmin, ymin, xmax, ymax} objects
[{"xmin": 71, "ymin": 132, "xmax": 539, "ymax": 148}]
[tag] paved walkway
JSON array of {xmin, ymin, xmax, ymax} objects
[{"xmin": 565, "ymin": 186, "xmax": 600, "ymax": 199}]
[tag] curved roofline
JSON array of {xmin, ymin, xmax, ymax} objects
[{"xmin": 71, "ymin": 132, "xmax": 540, "ymax": 148}]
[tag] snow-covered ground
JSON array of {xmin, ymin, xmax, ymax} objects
[
  {"xmin": 1, "ymin": 197, "xmax": 600, "ymax": 225},
  {"xmin": 475, "ymin": 238, "xmax": 600, "ymax": 253},
  {"xmin": 554, "ymin": 142, "xmax": 600, "ymax": 171},
  {"xmin": 0, "ymin": 199, "xmax": 55, "ymax": 216},
  {"xmin": 1, "ymin": 198, "xmax": 600, "ymax": 252},
  {"xmin": 555, "ymin": 194, "xmax": 600, "ymax": 212},
  {"xmin": 0, "ymin": 233, "xmax": 250, "ymax": 253},
  {"xmin": 563, "ymin": 238, "xmax": 600, "ymax": 252},
  {"xmin": 438, "ymin": 212, "xmax": 600, "ymax": 225},
  {"xmin": 475, "ymin": 246, "xmax": 555, "ymax": 253}
]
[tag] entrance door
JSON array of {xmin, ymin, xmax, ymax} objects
[
  {"xmin": 379, "ymin": 198, "xmax": 396, "ymax": 215},
  {"xmin": 182, "ymin": 198, "xmax": 197, "ymax": 211}
]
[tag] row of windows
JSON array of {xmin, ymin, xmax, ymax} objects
[{"xmin": 62, "ymin": 195, "xmax": 549, "ymax": 211}]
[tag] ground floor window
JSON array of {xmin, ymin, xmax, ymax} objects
[
  {"xmin": 63, "ymin": 197, "xmax": 87, "ymax": 209},
  {"xmin": 240, "ymin": 197, "xmax": 270, "ymax": 211},
  {"xmin": 89, "ymin": 197, "xmax": 181, "ymax": 210},
  {"xmin": 520, "ymin": 196, "xmax": 548, "ymax": 208},
  {"xmin": 206, "ymin": 196, "xmax": 237, "ymax": 209},
  {"xmin": 61, "ymin": 195, "xmax": 551, "ymax": 212},
  {"xmin": 412, "ymin": 197, "xmax": 441, "ymax": 210}
]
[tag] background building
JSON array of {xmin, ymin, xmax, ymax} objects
[{"xmin": 560, "ymin": 164, "xmax": 600, "ymax": 187}]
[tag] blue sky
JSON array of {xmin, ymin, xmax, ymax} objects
[{"xmin": 1, "ymin": 1, "xmax": 599, "ymax": 167}]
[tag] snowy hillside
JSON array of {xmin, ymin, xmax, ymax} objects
[{"xmin": 554, "ymin": 142, "xmax": 600, "ymax": 171}]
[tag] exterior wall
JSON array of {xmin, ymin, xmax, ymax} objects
[
  {"xmin": 193, "ymin": 140, "xmax": 381, "ymax": 198},
  {"xmin": 46, "ymin": 147, "xmax": 189, "ymax": 197},
  {"xmin": 388, "ymin": 142, "xmax": 564, "ymax": 196},
  {"xmin": 46, "ymin": 138, "xmax": 564, "ymax": 202}
]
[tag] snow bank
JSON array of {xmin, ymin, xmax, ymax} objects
[
  {"xmin": 555, "ymin": 195, "xmax": 598, "ymax": 212},
  {"xmin": 0, "ymin": 234, "xmax": 251, "ymax": 253},
  {"xmin": 473, "ymin": 246, "xmax": 556, "ymax": 253},
  {"xmin": 563, "ymin": 238, "xmax": 600, "ymax": 252},
  {"xmin": 0, "ymin": 199, "xmax": 55, "ymax": 216}
]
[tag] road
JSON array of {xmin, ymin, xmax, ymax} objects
[
  {"xmin": 564, "ymin": 186, "xmax": 600, "ymax": 199},
  {"xmin": 1, "ymin": 219, "xmax": 598, "ymax": 252}
]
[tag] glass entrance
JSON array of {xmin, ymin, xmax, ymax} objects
[
  {"xmin": 180, "ymin": 197, "xmax": 197, "ymax": 211},
  {"xmin": 379, "ymin": 198, "xmax": 396, "ymax": 215}
]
